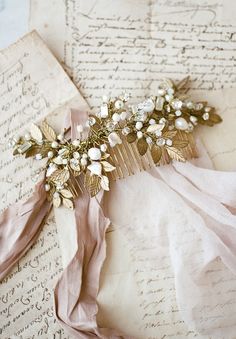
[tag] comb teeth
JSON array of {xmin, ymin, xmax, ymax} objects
[{"xmin": 109, "ymin": 131, "xmax": 198, "ymax": 180}]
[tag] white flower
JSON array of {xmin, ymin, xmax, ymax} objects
[
  {"xmin": 88, "ymin": 147, "xmax": 102, "ymax": 161},
  {"xmin": 87, "ymin": 162, "xmax": 102, "ymax": 176},
  {"xmin": 108, "ymin": 132, "xmax": 122, "ymax": 147}
]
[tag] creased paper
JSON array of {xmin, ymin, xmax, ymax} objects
[{"xmin": 0, "ymin": 31, "xmax": 87, "ymax": 338}]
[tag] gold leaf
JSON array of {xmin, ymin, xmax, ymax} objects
[
  {"xmin": 50, "ymin": 168, "xmax": 70, "ymax": 184},
  {"xmin": 151, "ymin": 145, "xmax": 162, "ymax": 164},
  {"xmin": 30, "ymin": 123, "xmax": 43, "ymax": 142},
  {"xmin": 100, "ymin": 175, "xmax": 109, "ymax": 191},
  {"xmin": 13, "ymin": 148, "xmax": 19, "ymax": 155},
  {"xmin": 25, "ymin": 145, "xmax": 49, "ymax": 158},
  {"xmin": 53, "ymin": 195, "xmax": 61, "ymax": 208},
  {"xmin": 137, "ymin": 138, "xmax": 148, "ymax": 156},
  {"xmin": 209, "ymin": 113, "xmax": 222, "ymax": 124},
  {"xmin": 176, "ymin": 76, "xmax": 190, "ymax": 91},
  {"xmin": 41, "ymin": 120, "xmax": 57, "ymax": 141},
  {"xmin": 84, "ymin": 171, "xmax": 101, "ymax": 197},
  {"xmin": 63, "ymin": 198, "xmax": 74, "ymax": 210},
  {"xmin": 60, "ymin": 189, "xmax": 73, "ymax": 199},
  {"xmin": 147, "ymin": 124, "xmax": 164, "ymax": 133},
  {"xmin": 166, "ymin": 147, "xmax": 186, "ymax": 162},
  {"xmin": 126, "ymin": 132, "xmax": 137, "ymax": 143},
  {"xmin": 163, "ymin": 130, "xmax": 177, "ymax": 139},
  {"xmin": 172, "ymin": 140, "xmax": 189, "ymax": 148},
  {"xmin": 101, "ymin": 161, "xmax": 116, "ymax": 172}
]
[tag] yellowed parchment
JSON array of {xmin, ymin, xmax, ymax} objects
[
  {"xmin": 0, "ymin": 31, "xmax": 88, "ymax": 338},
  {"xmin": 29, "ymin": 0, "xmax": 236, "ymax": 338}
]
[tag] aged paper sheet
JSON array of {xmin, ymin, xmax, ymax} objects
[
  {"xmin": 29, "ymin": 0, "xmax": 236, "ymax": 338},
  {"xmin": 0, "ymin": 31, "xmax": 87, "ymax": 338},
  {"xmin": 30, "ymin": 0, "xmax": 236, "ymax": 107}
]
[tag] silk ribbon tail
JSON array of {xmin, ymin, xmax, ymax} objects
[
  {"xmin": 54, "ymin": 191, "xmax": 133, "ymax": 339},
  {"xmin": 0, "ymin": 180, "xmax": 51, "ymax": 281}
]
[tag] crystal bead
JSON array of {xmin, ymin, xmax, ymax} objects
[
  {"xmin": 114, "ymin": 100, "xmax": 124, "ymax": 109},
  {"xmin": 146, "ymin": 136, "xmax": 152, "ymax": 144},
  {"xmin": 106, "ymin": 121, "xmax": 116, "ymax": 131},
  {"xmin": 186, "ymin": 101, "xmax": 194, "ymax": 109},
  {"xmin": 171, "ymin": 99, "xmax": 183, "ymax": 110},
  {"xmin": 73, "ymin": 151, "xmax": 80, "ymax": 159},
  {"xmin": 122, "ymin": 127, "xmax": 131, "ymax": 135},
  {"xmin": 155, "ymin": 97, "xmax": 165, "ymax": 111},
  {"xmin": 203, "ymin": 112, "xmax": 209, "ymax": 120},
  {"xmin": 188, "ymin": 123, "xmax": 194, "ymax": 131},
  {"xmin": 87, "ymin": 117, "xmax": 96, "ymax": 126},
  {"xmin": 190, "ymin": 115, "xmax": 198, "ymax": 124},
  {"xmin": 175, "ymin": 110, "xmax": 182, "ymax": 116},
  {"xmin": 100, "ymin": 104, "xmax": 109, "ymax": 118},
  {"xmin": 165, "ymin": 139, "xmax": 173, "ymax": 146},
  {"xmin": 204, "ymin": 106, "xmax": 211, "ymax": 113},
  {"xmin": 165, "ymin": 94, "xmax": 173, "ymax": 102},
  {"xmin": 156, "ymin": 138, "xmax": 165, "ymax": 146},
  {"xmin": 195, "ymin": 103, "xmax": 203, "ymax": 110}
]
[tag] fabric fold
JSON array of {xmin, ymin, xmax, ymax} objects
[
  {"xmin": 0, "ymin": 180, "xmax": 51, "ymax": 281},
  {"xmin": 54, "ymin": 191, "xmax": 132, "ymax": 338},
  {"xmin": 149, "ymin": 161, "xmax": 236, "ymax": 336}
]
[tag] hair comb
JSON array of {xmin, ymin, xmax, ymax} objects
[{"xmin": 12, "ymin": 77, "xmax": 222, "ymax": 209}]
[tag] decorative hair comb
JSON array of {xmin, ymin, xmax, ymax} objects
[{"xmin": 12, "ymin": 77, "xmax": 222, "ymax": 209}]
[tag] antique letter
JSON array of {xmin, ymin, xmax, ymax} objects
[
  {"xmin": 0, "ymin": 31, "xmax": 87, "ymax": 338},
  {"xmin": 29, "ymin": 1, "xmax": 236, "ymax": 337}
]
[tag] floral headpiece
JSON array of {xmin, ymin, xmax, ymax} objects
[{"xmin": 12, "ymin": 78, "xmax": 221, "ymax": 209}]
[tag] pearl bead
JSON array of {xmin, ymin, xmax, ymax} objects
[
  {"xmin": 48, "ymin": 151, "xmax": 54, "ymax": 158},
  {"xmin": 120, "ymin": 111, "xmax": 127, "ymax": 120},
  {"xmin": 51, "ymin": 141, "xmax": 59, "ymax": 148},
  {"xmin": 135, "ymin": 121, "xmax": 143, "ymax": 130},
  {"xmin": 114, "ymin": 100, "xmax": 124, "ymax": 109},
  {"xmin": 175, "ymin": 117, "xmax": 189, "ymax": 130},
  {"xmin": 149, "ymin": 119, "xmax": 156, "ymax": 125},
  {"xmin": 80, "ymin": 158, "xmax": 87, "ymax": 166},
  {"xmin": 88, "ymin": 147, "xmax": 101, "ymax": 161},
  {"xmin": 157, "ymin": 88, "xmax": 166, "ymax": 96},
  {"xmin": 100, "ymin": 144, "xmax": 107, "ymax": 152},
  {"xmin": 112, "ymin": 113, "xmax": 121, "ymax": 122},
  {"xmin": 25, "ymin": 133, "xmax": 31, "ymax": 141},
  {"xmin": 137, "ymin": 131, "xmax": 143, "ymax": 139},
  {"xmin": 82, "ymin": 153, "xmax": 88, "ymax": 159},
  {"xmin": 62, "ymin": 159, "xmax": 68, "ymax": 165},
  {"xmin": 53, "ymin": 192, "xmax": 60, "ymax": 198},
  {"xmin": 190, "ymin": 115, "xmax": 198, "ymax": 124},
  {"xmin": 143, "ymin": 99, "xmax": 155, "ymax": 113},
  {"xmin": 73, "ymin": 151, "xmax": 80, "ymax": 159},
  {"xmin": 72, "ymin": 139, "xmax": 80, "ymax": 147}
]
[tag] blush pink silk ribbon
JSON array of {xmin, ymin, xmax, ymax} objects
[{"xmin": 0, "ymin": 109, "xmax": 236, "ymax": 338}]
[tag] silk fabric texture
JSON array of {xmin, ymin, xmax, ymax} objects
[{"xmin": 0, "ymin": 110, "xmax": 236, "ymax": 338}]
